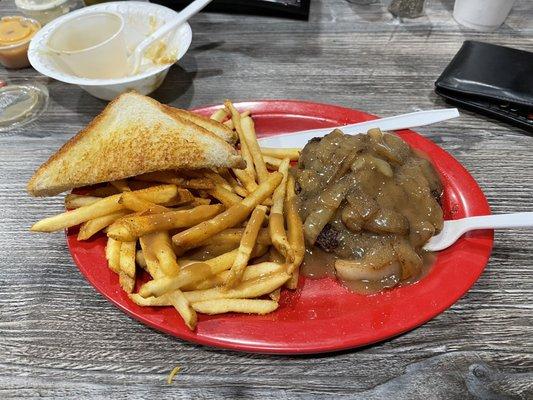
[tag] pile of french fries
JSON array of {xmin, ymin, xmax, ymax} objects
[{"xmin": 31, "ymin": 100, "xmax": 304, "ymax": 330}]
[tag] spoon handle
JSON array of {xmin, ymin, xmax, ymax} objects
[
  {"xmin": 459, "ymin": 212, "xmax": 533, "ymax": 232},
  {"xmin": 131, "ymin": 0, "xmax": 212, "ymax": 73}
]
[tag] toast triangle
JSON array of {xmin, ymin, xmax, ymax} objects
[{"xmin": 27, "ymin": 92, "xmax": 244, "ymax": 197}]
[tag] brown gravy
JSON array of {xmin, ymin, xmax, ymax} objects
[{"xmin": 295, "ymin": 129, "xmax": 443, "ymax": 294}]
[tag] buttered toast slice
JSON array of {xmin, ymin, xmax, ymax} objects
[{"xmin": 28, "ymin": 92, "xmax": 244, "ymax": 197}]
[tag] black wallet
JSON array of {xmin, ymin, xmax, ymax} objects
[{"xmin": 435, "ymin": 41, "xmax": 533, "ymax": 133}]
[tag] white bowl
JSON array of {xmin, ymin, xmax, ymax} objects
[{"xmin": 28, "ymin": 1, "xmax": 192, "ymax": 100}]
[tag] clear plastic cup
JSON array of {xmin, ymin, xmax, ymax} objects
[
  {"xmin": 46, "ymin": 11, "xmax": 128, "ymax": 79},
  {"xmin": 453, "ymin": 0, "xmax": 516, "ymax": 32},
  {"xmin": 0, "ymin": 16, "xmax": 41, "ymax": 69}
]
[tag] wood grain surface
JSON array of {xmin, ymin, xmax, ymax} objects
[{"xmin": 1, "ymin": 0, "xmax": 532, "ymax": 398}]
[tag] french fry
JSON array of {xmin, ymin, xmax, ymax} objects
[
  {"xmin": 183, "ymin": 272, "xmax": 290, "ymax": 303},
  {"xmin": 180, "ymin": 228, "xmax": 271, "ymax": 254},
  {"xmin": 139, "ymin": 250, "xmax": 240, "ymax": 297},
  {"xmin": 31, "ymin": 185, "xmax": 179, "ymax": 232},
  {"xmin": 286, "ymin": 174, "xmax": 305, "ymax": 275},
  {"xmin": 183, "ymin": 261, "xmax": 283, "ymax": 291},
  {"xmin": 192, "ymin": 299, "xmax": 278, "ymax": 315},
  {"xmin": 143, "ymin": 232, "xmax": 180, "ymax": 276},
  {"xmin": 65, "ymin": 194, "xmax": 101, "ymax": 209},
  {"xmin": 232, "ymin": 168, "xmax": 258, "ymax": 193},
  {"xmin": 168, "ymin": 290, "xmax": 197, "ymax": 330},
  {"xmin": 109, "ymin": 179, "xmax": 131, "ymax": 192},
  {"xmin": 269, "ymin": 288, "xmax": 281, "ymax": 302},
  {"xmin": 136, "ymin": 250, "xmax": 147, "ymax": 269},
  {"xmin": 241, "ymin": 116, "xmax": 269, "ymax": 184},
  {"xmin": 221, "ymin": 169, "xmax": 248, "ymax": 197},
  {"xmin": 172, "ymin": 172, "xmax": 282, "ymax": 251},
  {"xmin": 119, "ymin": 271, "xmax": 135, "ymax": 293},
  {"xmin": 203, "ymin": 170, "xmax": 233, "ymax": 193},
  {"xmin": 185, "ymin": 243, "xmax": 240, "ymax": 261},
  {"xmin": 105, "ymin": 237, "xmax": 122, "ymax": 273},
  {"xmin": 207, "ymin": 184, "xmax": 242, "ymax": 208},
  {"xmin": 77, "ymin": 210, "xmax": 130, "ymax": 240},
  {"xmin": 107, "ymin": 204, "xmax": 224, "ymax": 241},
  {"xmin": 210, "ymin": 108, "xmax": 228, "ymax": 122},
  {"xmin": 225, "ymin": 100, "xmax": 256, "ymax": 180},
  {"xmin": 222, "ymin": 110, "xmax": 250, "ymax": 130},
  {"xmin": 269, "ymin": 158, "xmax": 294, "ymax": 262},
  {"xmin": 286, "ymin": 268, "xmax": 299, "ymax": 290},
  {"xmin": 119, "ymin": 192, "xmax": 170, "ymax": 214},
  {"xmin": 139, "ymin": 235, "xmax": 166, "ymax": 279},
  {"xmin": 119, "ymin": 241, "xmax": 136, "ymax": 278},
  {"xmin": 225, "ymin": 205, "xmax": 267, "ymax": 289},
  {"xmin": 136, "ymin": 171, "xmax": 214, "ymax": 190},
  {"xmin": 223, "ymin": 119, "xmax": 234, "ymax": 130},
  {"xmin": 129, "ymin": 293, "xmax": 171, "ymax": 307},
  {"xmin": 260, "ymin": 147, "xmax": 300, "ymax": 161},
  {"xmin": 263, "ymin": 155, "xmax": 283, "ymax": 170}
]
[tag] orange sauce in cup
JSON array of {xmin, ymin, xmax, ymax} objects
[{"xmin": 0, "ymin": 16, "xmax": 40, "ymax": 69}]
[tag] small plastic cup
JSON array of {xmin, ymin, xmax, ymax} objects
[
  {"xmin": 0, "ymin": 16, "xmax": 41, "ymax": 69},
  {"xmin": 453, "ymin": 0, "xmax": 516, "ymax": 32},
  {"xmin": 46, "ymin": 11, "xmax": 129, "ymax": 79}
]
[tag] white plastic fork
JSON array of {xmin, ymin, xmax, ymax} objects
[
  {"xmin": 423, "ymin": 212, "xmax": 533, "ymax": 251},
  {"xmin": 258, "ymin": 108, "xmax": 460, "ymax": 148}
]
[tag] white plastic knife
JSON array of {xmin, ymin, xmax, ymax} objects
[{"xmin": 258, "ymin": 108, "xmax": 460, "ymax": 148}]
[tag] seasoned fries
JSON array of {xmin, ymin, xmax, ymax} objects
[
  {"xmin": 168, "ymin": 290, "xmax": 197, "ymax": 330},
  {"xmin": 105, "ymin": 237, "xmax": 122, "ymax": 274},
  {"xmin": 207, "ymin": 184, "xmax": 242, "ymax": 208},
  {"xmin": 241, "ymin": 116, "xmax": 269, "ymax": 184},
  {"xmin": 225, "ymin": 100, "xmax": 256, "ymax": 180},
  {"xmin": 107, "ymin": 204, "xmax": 224, "ymax": 241},
  {"xmin": 78, "ymin": 210, "xmax": 129, "ymax": 240},
  {"xmin": 65, "ymin": 194, "xmax": 101, "ymax": 209},
  {"xmin": 184, "ymin": 272, "xmax": 290, "ymax": 303},
  {"xmin": 119, "ymin": 192, "xmax": 170, "ymax": 213},
  {"xmin": 225, "ymin": 205, "xmax": 267, "ymax": 288},
  {"xmin": 31, "ymin": 185, "xmax": 180, "ymax": 232},
  {"xmin": 269, "ymin": 158, "xmax": 294, "ymax": 263},
  {"xmin": 31, "ymin": 101, "xmax": 308, "ymax": 331},
  {"xmin": 286, "ymin": 174, "xmax": 305, "ymax": 275},
  {"xmin": 260, "ymin": 147, "xmax": 301, "ymax": 161},
  {"xmin": 172, "ymin": 172, "xmax": 282, "ymax": 250},
  {"xmin": 192, "ymin": 299, "xmax": 278, "ymax": 315}
]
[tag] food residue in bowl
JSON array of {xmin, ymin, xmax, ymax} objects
[{"xmin": 145, "ymin": 40, "xmax": 178, "ymax": 66}]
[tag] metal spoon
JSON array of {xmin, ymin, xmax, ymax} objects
[
  {"xmin": 129, "ymin": 0, "xmax": 213, "ymax": 74},
  {"xmin": 424, "ymin": 212, "xmax": 533, "ymax": 251}
]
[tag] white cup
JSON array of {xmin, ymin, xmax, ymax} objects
[
  {"xmin": 453, "ymin": 0, "xmax": 516, "ymax": 32},
  {"xmin": 46, "ymin": 11, "xmax": 128, "ymax": 79}
]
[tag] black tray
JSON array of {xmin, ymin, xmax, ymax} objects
[{"xmin": 151, "ymin": 0, "xmax": 311, "ymax": 20}]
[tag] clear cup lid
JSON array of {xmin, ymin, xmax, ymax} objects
[
  {"xmin": 0, "ymin": 81, "xmax": 49, "ymax": 133},
  {"xmin": 15, "ymin": 0, "xmax": 70, "ymax": 12}
]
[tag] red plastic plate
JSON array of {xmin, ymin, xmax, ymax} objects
[{"xmin": 67, "ymin": 100, "xmax": 492, "ymax": 354}]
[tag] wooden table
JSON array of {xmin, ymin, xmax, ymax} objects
[{"xmin": 1, "ymin": 1, "xmax": 532, "ymax": 398}]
